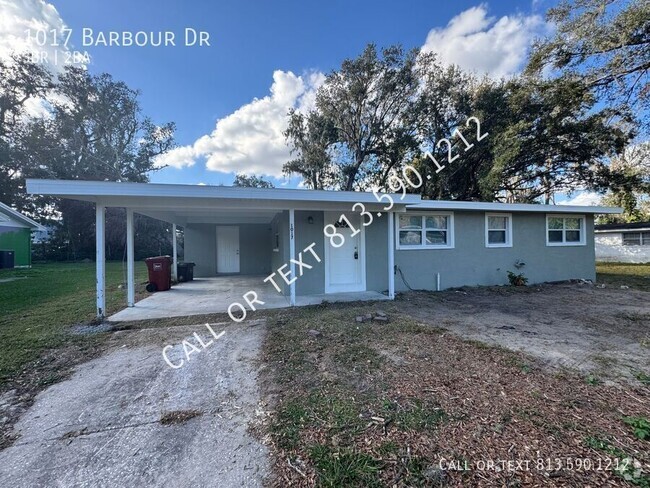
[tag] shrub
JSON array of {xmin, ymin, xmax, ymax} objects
[{"xmin": 507, "ymin": 271, "xmax": 528, "ymax": 286}]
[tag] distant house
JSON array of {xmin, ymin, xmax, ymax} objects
[
  {"xmin": 0, "ymin": 202, "xmax": 45, "ymax": 268},
  {"xmin": 595, "ymin": 222, "xmax": 650, "ymax": 263}
]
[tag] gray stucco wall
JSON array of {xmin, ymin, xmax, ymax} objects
[
  {"xmin": 295, "ymin": 210, "xmax": 325, "ymax": 295},
  {"xmin": 239, "ymin": 224, "xmax": 273, "ymax": 275},
  {"xmin": 184, "ymin": 223, "xmax": 273, "ymax": 277},
  {"xmin": 394, "ymin": 211, "xmax": 596, "ymax": 291},
  {"xmin": 267, "ymin": 211, "xmax": 326, "ymax": 296},
  {"xmin": 270, "ymin": 212, "xmax": 289, "ymax": 295},
  {"xmin": 185, "ymin": 210, "xmax": 596, "ymax": 293},
  {"xmin": 184, "ymin": 224, "xmax": 216, "ymax": 278},
  {"xmin": 365, "ymin": 213, "xmax": 389, "ymax": 293}
]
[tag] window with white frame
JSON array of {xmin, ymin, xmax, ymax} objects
[
  {"xmin": 485, "ymin": 213, "xmax": 512, "ymax": 247},
  {"xmin": 546, "ymin": 215, "xmax": 586, "ymax": 246},
  {"xmin": 623, "ymin": 232, "xmax": 650, "ymax": 246},
  {"xmin": 397, "ymin": 213, "xmax": 453, "ymax": 249}
]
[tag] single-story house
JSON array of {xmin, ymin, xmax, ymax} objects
[
  {"xmin": 0, "ymin": 202, "xmax": 45, "ymax": 268},
  {"xmin": 26, "ymin": 179, "xmax": 621, "ymax": 318},
  {"xmin": 595, "ymin": 221, "xmax": 650, "ymax": 263}
]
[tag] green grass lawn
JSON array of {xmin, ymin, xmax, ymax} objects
[
  {"xmin": 0, "ymin": 262, "xmax": 147, "ymax": 384},
  {"xmin": 596, "ymin": 262, "xmax": 650, "ymax": 291}
]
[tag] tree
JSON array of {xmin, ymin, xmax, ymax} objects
[
  {"xmin": 0, "ymin": 54, "xmax": 54, "ymax": 208},
  {"xmin": 9, "ymin": 64, "xmax": 176, "ymax": 260},
  {"xmin": 285, "ymin": 40, "xmax": 634, "ymax": 204},
  {"xmin": 232, "ymin": 173, "xmax": 275, "ymax": 188},
  {"xmin": 600, "ymin": 142, "xmax": 650, "ymax": 222},
  {"xmin": 411, "ymin": 65, "xmax": 506, "ymax": 201},
  {"xmin": 527, "ymin": 0, "xmax": 650, "ymax": 133},
  {"xmin": 283, "ymin": 109, "xmax": 337, "ymax": 189},
  {"xmin": 483, "ymin": 77, "xmax": 631, "ymax": 203},
  {"xmin": 313, "ymin": 44, "xmax": 423, "ymax": 190},
  {"xmin": 37, "ymin": 67, "xmax": 175, "ymax": 182}
]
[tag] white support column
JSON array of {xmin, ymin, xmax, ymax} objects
[
  {"xmin": 388, "ymin": 211, "xmax": 395, "ymax": 299},
  {"xmin": 96, "ymin": 203, "xmax": 106, "ymax": 318},
  {"xmin": 126, "ymin": 208, "xmax": 135, "ymax": 307},
  {"xmin": 172, "ymin": 223, "xmax": 178, "ymax": 282},
  {"xmin": 289, "ymin": 209, "xmax": 296, "ymax": 306}
]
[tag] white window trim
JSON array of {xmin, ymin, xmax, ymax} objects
[
  {"xmin": 485, "ymin": 213, "xmax": 513, "ymax": 248},
  {"xmin": 623, "ymin": 231, "xmax": 650, "ymax": 246},
  {"xmin": 395, "ymin": 212, "xmax": 455, "ymax": 250},
  {"xmin": 546, "ymin": 214, "xmax": 586, "ymax": 246}
]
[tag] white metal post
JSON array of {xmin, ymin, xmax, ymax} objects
[
  {"xmin": 172, "ymin": 223, "xmax": 178, "ymax": 281},
  {"xmin": 126, "ymin": 208, "xmax": 135, "ymax": 307},
  {"xmin": 289, "ymin": 209, "xmax": 296, "ymax": 306},
  {"xmin": 388, "ymin": 212, "xmax": 395, "ymax": 299},
  {"xmin": 96, "ymin": 203, "xmax": 106, "ymax": 318}
]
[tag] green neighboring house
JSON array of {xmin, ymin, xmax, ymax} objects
[{"xmin": 0, "ymin": 202, "xmax": 45, "ymax": 268}]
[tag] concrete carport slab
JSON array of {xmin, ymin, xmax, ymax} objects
[{"xmin": 109, "ymin": 275, "xmax": 389, "ymax": 322}]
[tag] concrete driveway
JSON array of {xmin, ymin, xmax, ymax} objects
[{"xmin": 0, "ymin": 320, "xmax": 269, "ymax": 487}]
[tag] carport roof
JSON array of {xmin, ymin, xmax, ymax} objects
[
  {"xmin": 26, "ymin": 179, "xmax": 622, "ymax": 217},
  {"xmin": 26, "ymin": 179, "xmax": 420, "ymax": 205},
  {"xmin": 25, "ymin": 179, "xmax": 419, "ymax": 224}
]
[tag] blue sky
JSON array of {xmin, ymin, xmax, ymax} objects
[{"xmin": 4, "ymin": 0, "xmax": 557, "ymax": 188}]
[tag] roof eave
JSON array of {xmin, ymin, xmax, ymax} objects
[
  {"xmin": 407, "ymin": 201, "xmax": 622, "ymax": 214},
  {"xmin": 0, "ymin": 202, "xmax": 46, "ymax": 231}
]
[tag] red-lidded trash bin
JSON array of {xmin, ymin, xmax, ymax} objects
[{"xmin": 145, "ymin": 256, "xmax": 172, "ymax": 292}]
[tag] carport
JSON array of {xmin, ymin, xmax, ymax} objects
[{"xmin": 26, "ymin": 179, "xmax": 415, "ymax": 319}]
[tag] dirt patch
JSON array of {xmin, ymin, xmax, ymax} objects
[
  {"xmin": 259, "ymin": 300, "xmax": 650, "ymax": 487},
  {"xmin": 160, "ymin": 409, "xmax": 203, "ymax": 425},
  {"xmin": 396, "ymin": 283, "xmax": 650, "ymax": 384}
]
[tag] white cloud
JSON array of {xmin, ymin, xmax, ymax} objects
[
  {"xmin": 559, "ymin": 192, "xmax": 602, "ymax": 206},
  {"xmin": 154, "ymin": 145, "xmax": 197, "ymax": 169},
  {"xmin": 421, "ymin": 4, "xmax": 546, "ymax": 78},
  {"xmin": 155, "ymin": 70, "xmax": 325, "ymax": 176},
  {"xmin": 0, "ymin": 0, "xmax": 79, "ymax": 73},
  {"xmin": 0, "ymin": 1, "xmax": 90, "ymax": 119}
]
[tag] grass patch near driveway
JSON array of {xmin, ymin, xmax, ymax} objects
[
  {"xmin": 0, "ymin": 262, "xmax": 147, "ymax": 384},
  {"xmin": 0, "ymin": 262, "xmax": 147, "ymax": 449},
  {"xmin": 261, "ymin": 302, "xmax": 650, "ymax": 487},
  {"xmin": 597, "ymin": 262, "xmax": 650, "ymax": 291}
]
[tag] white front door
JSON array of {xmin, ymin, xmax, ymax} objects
[
  {"xmin": 216, "ymin": 226, "xmax": 240, "ymax": 274},
  {"xmin": 324, "ymin": 212, "xmax": 365, "ymax": 293}
]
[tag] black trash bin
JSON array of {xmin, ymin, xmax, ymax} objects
[
  {"xmin": 177, "ymin": 262, "xmax": 195, "ymax": 282},
  {"xmin": 0, "ymin": 250, "xmax": 15, "ymax": 269}
]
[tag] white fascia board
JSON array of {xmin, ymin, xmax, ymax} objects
[
  {"xmin": 595, "ymin": 228, "xmax": 650, "ymax": 233},
  {"xmin": 408, "ymin": 200, "xmax": 622, "ymax": 215},
  {"xmin": 26, "ymin": 179, "xmax": 422, "ymax": 206},
  {"xmin": 0, "ymin": 202, "xmax": 46, "ymax": 230}
]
